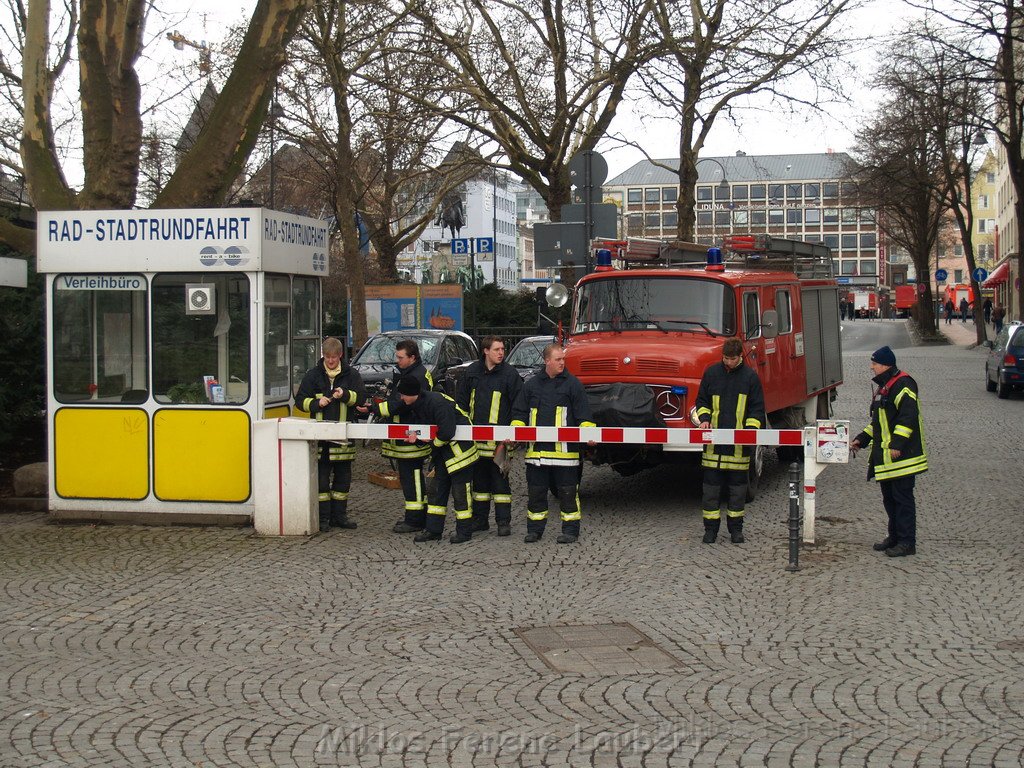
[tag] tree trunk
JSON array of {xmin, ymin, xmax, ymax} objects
[
  {"xmin": 155, "ymin": 0, "xmax": 312, "ymax": 208},
  {"xmin": 77, "ymin": 0, "xmax": 145, "ymax": 209},
  {"xmin": 21, "ymin": 0, "xmax": 75, "ymax": 211}
]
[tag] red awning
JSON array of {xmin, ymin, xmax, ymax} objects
[{"xmin": 984, "ymin": 261, "xmax": 1009, "ymax": 287}]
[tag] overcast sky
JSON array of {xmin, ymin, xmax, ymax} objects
[{"xmin": 153, "ymin": 0, "xmax": 918, "ymax": 180}]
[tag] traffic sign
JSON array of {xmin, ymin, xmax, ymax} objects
[
  {"xmin": 562, "ymin": 203, "xmax": 618, "ymax": 238},
  {"xmin": 475, "ymin": 237, "xmax": 494, "ymax": 254},
  {"xmin": 451, "ymin": 238, "xmax": 470, "ymax": 254},
  {"xmin": 836, "ymin": 277, "xmax": 851, "ymax": 285},
  {"xmin": 973, "ymin": 267, "xmax": 988, "ymax": 282},
  {"xmin": 935, "ymin": 268, "xmax": 948, "ymax": 282},
  {"xmin": 918, "ymin": 283, "xmax": 927, "ymax": 294}
]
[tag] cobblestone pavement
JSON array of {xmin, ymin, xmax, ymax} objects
[{"xmin": 2, "ymin": 340, "xmax": 1023, "ymax": 767}]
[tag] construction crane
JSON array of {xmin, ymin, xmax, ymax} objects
[{"xmin": 166, "ymin": 31, "xmax": 211, "ymax": 76}]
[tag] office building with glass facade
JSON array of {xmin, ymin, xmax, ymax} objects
[{"xmin": 604, "ymin": 152, "xmax": 882, "ymax": 287}]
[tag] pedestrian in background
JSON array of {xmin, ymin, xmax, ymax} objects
[
  {"xmin": 694, "ymin": 337, "xmax": 766, "ymax": 544},
  {"xmin": 850, "ymin": 346, "xmax": 928, "ymax": 558},
  {"xmin": 295, "ymin": 337, "xmax": 366, "ymax": 532},
  {"xmin": 456, "ymin": 335, "xmax": 522, "ymax": 537},
  {"xmin": 959, "ymin": 297, "xmax": 969, "ymax": 323},
  {"xmin": 993, "ymin": 304, "xmax": 1006, "ymax": 334},
  {"xmin": 944, "ymin": 298, "xmax": 954, "ymax": 325},
  {"xmin": 983, "ymin": 297, "xmax": 993, "ymax": 325}
]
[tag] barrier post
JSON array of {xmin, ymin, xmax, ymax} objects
[{"xmin": 786, "ymin": 461, "xmax": 801, "ymax": 572}]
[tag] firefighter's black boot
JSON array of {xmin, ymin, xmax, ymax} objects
[
  {"xmin": 330, "ymin": 501, "xmax": 357, "ymax": 529},
  {"xmin": 727, "ymin": 516, "xmax": 744, "ymax": 544},
  {"xmin": 702, "ymin": 519, "xmax": 720, "ymax": 544}
]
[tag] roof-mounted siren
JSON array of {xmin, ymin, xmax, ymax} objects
[
  {"xmin": 706, "ymin": 247, "xmax": 725, "ymax": 272},
  {"xmin": 594, "ymin": 247, "xmax": 614, "ymax": 272}
]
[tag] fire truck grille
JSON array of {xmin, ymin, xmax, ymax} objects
[
  {"xmin": 636, "ymin": 359, "xmax": 679, "ymax": 375},
  {"xmin": 579, "ymin": 358, "xmax": 620, "ymax": 373}
]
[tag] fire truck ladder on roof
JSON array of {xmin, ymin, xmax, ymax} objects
[{"xmin": 723, "ymin": 234, "xmax": 835, "ymax": 279}]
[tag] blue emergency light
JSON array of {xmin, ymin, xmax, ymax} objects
[
  {"xmin": 595, "ymin": 248, "xmax": 614, "ymax": 272},
  {"xmin": 706, "ymin": 247, "xmax": 724, "ymax": 272},
  {"xmin": 671, "ymin": 385, "xmax": 688, "ymax": 396}
]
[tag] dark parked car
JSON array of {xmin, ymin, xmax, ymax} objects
[
  {"xmin": 984, "ymin": 321, "xmax": 1024, "ymax": 398},
  {"xmin": 506, "ymin": 335, "xmax": 555, "ymax": 380},
  {"xmin": 350, "ymin": 329, "xmax": 478, "ymax": 395}
]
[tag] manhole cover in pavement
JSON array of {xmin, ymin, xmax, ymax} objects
[
  {"xmin": 514, "ymin": 622, "xmax": 680, "ymax": 675},
  {"xmin": 996, "ymin": 639, "xmax": 1024, "ymax": 652}
]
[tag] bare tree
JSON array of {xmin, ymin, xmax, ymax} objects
[
  {"xmin": 908, "ymin": 0, "xmax": 1024, "ymax": 319},
  {"xmin": 847, "ymin": 48, "xmax": 952, "ymax": 337},
  {"xmin": 285, "ymin": 0, "xmax": 481, "ymax": 347},
  {"xmin": 2, "ymin": 0, "xmax": 312, "ymax": 254},
  {"xmin": 636, "ymin": 0, "xmax": 856, "ymax": 240},
  {"xmin": 405, "ymin": 0, "xmax": 659, "ymax": 221}
]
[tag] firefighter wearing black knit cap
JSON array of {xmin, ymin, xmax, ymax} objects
[
  {"xmin": 393, "ymin": 375, "xmax": 480, "ymax": 544},
  {"xmin": 694, "ymin": 337, "xmax": 766, "ymax": 544},
  {"xmin": 850, "ymin": 346, "xmax": 927, "ymax": 558}
]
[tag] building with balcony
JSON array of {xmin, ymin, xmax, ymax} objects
[{"xmin": 604, "ymin": 152, "xmax": 883, "ymax": 288}]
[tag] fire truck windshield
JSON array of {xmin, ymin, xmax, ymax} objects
[{"xmin": 572, "ymin": 277, "xmax": 736, "ymax": 336}]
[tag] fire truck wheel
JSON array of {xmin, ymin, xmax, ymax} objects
[
  {"xmin": 986, "ymin": 365, "xmax": 997, "ymax": 392},
  {"xmin": 746, "ymin": 446, "xmax": 764, "ymax": 503}
]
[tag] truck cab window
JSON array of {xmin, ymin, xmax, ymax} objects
[
  {"xmin": 744, "ymin": 292, "xmax": 761, "ymax": 339},
  {"xmin": 572, "ymin": 277, "xmax": 736, "ymax": 336}
]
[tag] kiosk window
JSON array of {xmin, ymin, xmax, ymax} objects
[
  {"xmin": 265, "ymin": 275, "xmax": 290, "ymax": 402},
  {"xmin": 291, "ymin": 278, "xmax": 320, "ymax": 396},
  {"xmin": 52, "ymin": 275, "xmax": 148, "ymax": 403},
  {"xmin": 152, "ymin": 273, "xmax": 250, "ymax": 404}
]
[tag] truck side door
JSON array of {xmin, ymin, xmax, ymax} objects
[{"xmin": 742, "ymin": 290, "xmax": 765, "ymax": 375}]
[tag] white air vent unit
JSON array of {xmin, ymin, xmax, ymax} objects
[{"xmin": 185, "ymin": 283, "xmax": 216, "ymax": 315}]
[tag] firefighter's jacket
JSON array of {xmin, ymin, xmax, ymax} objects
[
  {"xmin": 295, "ymin": 359, "xmax": 366, "ymax": 461},
  {"xmin": 694, "ymin": 361, "xmax": 766, "ymax": 472},
  {"xmin": 853, "ymin": 367, "xmax": 928, "ymax": 482},
  {"xmin": 407, "ymin": 392, "xmax": 479, "ymax": 474},
  {"xmin": 456, "ymin": 360, "xmax": 523, "ymax": 457},
  {"xmin": 370, "ymin": 361, "xmax": 434, "ymax": 460},
  {"xmin": 510, "ymin": 369, "xmax": 595, "ymax": 466}
]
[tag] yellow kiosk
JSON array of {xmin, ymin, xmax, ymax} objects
[{"xmin": 37, "ymin": 208, "xmax": 328, "ymax": 523}]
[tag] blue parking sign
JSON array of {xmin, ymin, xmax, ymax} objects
[
  {"xmin": 451, "ymin": 238, "xmax": 470, "ymax": 254},
  {"xmin": 475, "ymin": 237, "xmax": 494, "ymax": 254}
]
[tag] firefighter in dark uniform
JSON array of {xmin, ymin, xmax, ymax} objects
[
  {"xmin": 358, "ymin": 339, "xmax": 434, "ymax": 533},
  {"xmin": 850, "ymin": 346, "xmax": 927, "ymax": 557},
  {"xmin": 456, "ymin": 335, "xmax": 522, "ymax": 537},
  {"xmin": 694, "ymin": 336, "xmax": 766, "ymax": 544},
  {"xmin": 295, "ymin": 336, "xmax": 366, "ymax": 532},
  {"xmin": 392, "ymin": 376, "xmax": 480, "ymax": 543},
  {"xmin": 510, "ymin": 343, "xmax": 596, "ymax": 544}
]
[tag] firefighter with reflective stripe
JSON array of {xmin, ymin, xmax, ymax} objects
[
  {"xmin": 391, "ymin": 376, "xmax": 480, "ymax": 544},
  {"xmin": 850, "ymin": 346, "xmax": 927, "ymax": 558},
  {"xmin": 456, "ymin": 335, "xmax": 522, "ymax": 537},
  {"xmin": 358, "ymin": 339, "xmax": 434, "ymax": 533},
  {"xmin": 694, "ymin": 336, "xmax": 766, "ymax": 545},
  {"xmin": 295, "ymin": 337, "xmax": 366, "ymax": 532},
  {"xmin": 510, "ymin": 343, "xmax": 596, "ymax": 544}
]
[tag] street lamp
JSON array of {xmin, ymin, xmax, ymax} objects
[
  {"xmin": 268, "ymin": 88, "xmax": 284, "ymax": 210},
  {"xmin": 695, "ymin": 157, "xmax": 731, "ymax": 194}
]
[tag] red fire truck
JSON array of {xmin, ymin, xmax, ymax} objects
[
  {"xmin": 894, "ymin": 285, "xmax": 917, "ymax": 317},
  {"xmin": 563, "ymin": 234, "xmax": 844, "ymax": 497}
]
